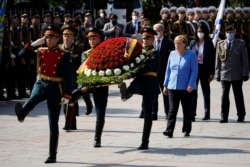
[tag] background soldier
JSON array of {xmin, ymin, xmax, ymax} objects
[{"xmin": 158, "ymin": 7, "xmax": 171, "ymax": 39}]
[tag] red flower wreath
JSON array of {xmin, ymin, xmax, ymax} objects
[{"xmin": 77, "ymin": 37, "xmax": 145, "ymax": 86}]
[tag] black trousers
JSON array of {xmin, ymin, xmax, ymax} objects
[
  {"xmin": 166, "ymin": 90, "xmax": 192, "ymax": 134},
  {"xmin": 221, "ymin": 80, "xmax": 246, "ymax": 120}
]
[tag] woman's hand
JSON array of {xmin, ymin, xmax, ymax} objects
[
  {"xmin": 187, "ymin": 86, "xmax": 193, "ymax": 93},
  {"xmin": 163, "ymin": 87, "xmax": 168, "ymax": 96}
]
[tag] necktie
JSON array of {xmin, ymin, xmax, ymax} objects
[
  {"xmin": 156, "ymin": 40, "xmax": 161, "ymax": 51},
  {"xmin": 228, "ymin": 42, "xmax": 231, "ymax": 51}
]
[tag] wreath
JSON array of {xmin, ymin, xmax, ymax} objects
[{"xmin": 77, "ymin": 37, "xmax": 147, "ymax": 87}]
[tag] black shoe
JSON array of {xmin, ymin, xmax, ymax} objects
[
  {"xmin": 152, "ymin": 113, "xmax": 158, "ymax": 121},
  {"xmin": 184, "ymin": 132, "xmax": 190, "ymax": 137},
  {"xmin": 163, "ymin": 131, "xmax": 173, "ymax": 138},
  {"xmin": 138, "ymin": 143, "xmax": 148, "ymax": 150},
  {"xmin": 202, "ymin": 116, "xmax": 210, "ymax": 120},
  {"xmin": 237, "ymin": 118, "xmax": 245, "ymax": 122},
  {"xmin": 192, "ymin": 117, "xmax": 195, "ymax": 122},
  {"xmin": 139, "ymin": 112, "xmax": 144, "ymax": 118},
  {"xmin": 63, "ymin": 127, "xmax": 77, "ymax": 131},
  {"xmin": 93, "ymin": 140, "xmax": 101, "ymax": 148},
  {"xmin": 85, "ymin": 106, "xmax": 93, "ymax": 115},
  {"xmin": 219, "ymin": 119, "xmax": 228, "ymax": 123},
  {"xmin": 44, "ymin": 156, "xmax": 56, "ymax": 163},
  {"xmin": 119, "ymin": 82, "xmax": 132, "ymax": 101},
  {"xmin": 15, "ymin": 103, "xmax": 25, "ymax": 122}
]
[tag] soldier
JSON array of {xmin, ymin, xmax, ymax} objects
[
  {"xmin": 15, "ymin": 25, "xmax": 74, "ymax": 163},
  {"xmin": 168, "ymin": 6, "xmax": 177, "ymax": 40},
  {"xmin": 207, "ymin": 6, "xmax": 217, "ymax": 35},
  {"xmin": 59, "ymin": 24, "xmax": 80, "ymax": 130},
  {"xmin": 186, "ymin": 8, "xmax": 196, "ymax": 41},
  {"xmin": 17, "ymin": 12, "xmax": 30, "ymax": 98},
  {"xmin": 0, "ymin": 14, "xmax": 10, "ymax": 101},
  {"xmin": 41, "ymin": 11, "xmax": 52, "ymax": 35},
  {"xmin": 53, "ymin": 12, "xmax": 63, "ymax": 29},
  {"xmin": 215, "ymin": 25, "xmax": 249, "ymax": 123},
  {"xmin": 158, "ymin": 7, "xmax": 171, "ymax": 39},
  {"xmin": 63, "ymin": 12, "xmax": 72, "ymax": 25},
  {"xmin": 173, "ymin": 7, "xmax": 190, "ymax": 41},
  {"xmin": 8, "ymin": 13, "xmax": 20, "ymax": 99},
  {"xmin": 234, "ymin": 7, "xmax": 244, "ymax": 39},
  {"xmin": 82, "ymin": 12, "xmax": 94, "ymax": 30},
  {"xmin": 242, "ymin": 7, "xmax": 250, "ymax": 70},
  {"xmin": 119, "ymin": 27, "xmax": 161, "ymax": 149},
  {"xmin": 192, "ymin": 7, "xmax": 202, "ymax": 30},
  {"xmin": 220, "ymin": 7, "xmax": 235, "ymax": 40}
]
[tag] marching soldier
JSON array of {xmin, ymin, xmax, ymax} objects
[
  {"xmin": 119, "ymin": 27, "xmax": 160, "ymax": 149},
  {"xmin": 15, "ymin": 25, "xmax": 74, "ymax": 163},
  {"xmin": 59, "ymin": 24, "xmax": 81, "ymax": 130},
  {"xmin": 215, "ymin": 25, "xmax": 249, "ymax": 123}
]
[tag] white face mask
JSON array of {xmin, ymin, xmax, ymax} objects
[
  {"xmin": 100, "ymin": 13, "xmax": 105, "ymax": 18},
  {"xmin": 132, "ymin": 16, "xmax": 138, "ymax": 21},
  {"xmin": 197, "ymin": 32, "xmax": 204, "ymax": 39}
]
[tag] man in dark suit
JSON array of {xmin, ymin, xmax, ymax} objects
[
  {"xmin": 152, "ymin": 23, "xmax": 175, "ymax": 120},
  {"xmin": 123, "ymin": 10, "xmax": 141, "ymax": 39},
  {"xmin": 215, "ymin": 25, "xmax": 249, "ymax": 123}
]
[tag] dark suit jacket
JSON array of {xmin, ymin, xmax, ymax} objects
[
  {"xmin": 157, "ymin": 37, "xmax": 175, "ymax": 86},
  {"xmin": 190, "ymin": 39, "xmax": 215, "ymax": 77},
  {"xmin": 123, "ymin": 20, "xmax": 141, "ymax": 37}
]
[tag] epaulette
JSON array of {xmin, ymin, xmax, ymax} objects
[
  {"xmin": 58, "ymin": 44, "xmax": 69, "ymax": 52},
  {"xmin": 38, "ymin": 47, "xmax": 48, "ymax": 51}
]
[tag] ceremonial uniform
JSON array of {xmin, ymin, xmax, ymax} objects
[
  {"xmin": 215, "ymin": 25, "xmax": 249, "ymax": 123},
  {"xmin": 120, "ymin": 27, "xmax": 161, "ymax": 149},
  {"xmin": 15, "ymin": 25, "xmax": 74, "ymax": 163}
]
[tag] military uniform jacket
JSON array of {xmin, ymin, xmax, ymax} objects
[
  {"xmin": 37, "ymin": 46, "xmax": 74, "ymax": 96},
  {"xmin": 215, "ymin": 39, "xmax": 249, "ymax": 81},
  {"xmin": 129, "ymin": 47, "xmax": 161, "ymax": 95}
]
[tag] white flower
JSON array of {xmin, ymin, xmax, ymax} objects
[
  {"xmin": 91, "ymin": 70, "xmax": 97, "ymax": 76},
  {"xmin": 114, "ymin": 68, "xmax": 122, "ymax": 75},
  {"xmin": 140, "ymin": 54, "xmax": 145, "ymax": 60},
  {"xmin": 130, "ymin": 63, "xmax": 134, "ymax": 68},
  {"xmin": 99, "ymin": 70, "xmax": 105, "ymax": 76},
  {"xmin": 86, "ymin": 69, "xmax": 92, "ymax": 77},
  {"xmin": 135, "ymin": 57, "xmax": 141, "ymax": 64},
  {"xmin": 105, "ymin": 69, "xmax": 112, "ymax": 76},
  {"xmin": 122, "ymin": 65, "xmax": 130, "ymax": 71}
]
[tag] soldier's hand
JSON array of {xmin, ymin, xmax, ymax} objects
[
  {"xmin": 10, "ymin": 53, "xmax": 16, "ymax": 59},
  {"xmin": 31, "ymin": 36, "xmax": 45, "ymax": 47}
]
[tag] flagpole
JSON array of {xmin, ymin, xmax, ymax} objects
[{"xmin": 212, "ymin": 0, "xmax": 226, "ymax": 47}]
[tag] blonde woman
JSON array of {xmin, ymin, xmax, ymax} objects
[{"xmin": 162, "ymin": 35, "xmax": 198, "ymax": 138}]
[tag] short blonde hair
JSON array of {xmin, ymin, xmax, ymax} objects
[{"xmin": 174, "ymin": 35, "xmax": 188, "ymax": 46}]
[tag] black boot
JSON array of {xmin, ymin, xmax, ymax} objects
[
  {"xmin": 44, "ymin": 133, "xmax": 59, "ymax": 163},
  {"xmin": 15, "ymin": 102, "xmax": 34, "ymax": 122},
  {"xmin": 83, "ymin": 93, "xmax": 93, "ymax": 115},
  {"xmin": 71, "ymin": 88, "xmax": 85, "ymax": 103},
  {"xmin": 93, "ymin": 121, "xmax": 105, "ymax": 148},
  {"xmin": 138, "ymin": 122, "xmax": 152, "ymax": 150},
  {"xmin": 119, "ymin": 82, "xmax": 133, "ymax": 101}
]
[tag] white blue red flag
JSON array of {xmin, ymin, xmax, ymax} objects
[{"xmin": 212, "ymin": 0, "xmax": 226, "ymax": 47}]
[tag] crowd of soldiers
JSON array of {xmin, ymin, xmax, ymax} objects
[{"xmin": 1, "ymin": 5, "xmax": 250, "ymax": 101}]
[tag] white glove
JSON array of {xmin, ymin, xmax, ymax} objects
[
  {"xmin": 31, "ymin": 36, "xmax": 45, "ymax": 47},
  {"xmin": 10, "ymin": 53, "xmax": 16, "ymax": 59},
  {"xmin": 61, "ymin": 97, "xmax": 74, "ymax": 106}
]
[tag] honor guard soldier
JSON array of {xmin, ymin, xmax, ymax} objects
[
  {"xmin": 168, "ymin": 6, "xmax": 178, "ymax": 40},
  {"xmin": 242, "ymin": 7, "xmax": 250, "ymax": 69},
  {"xmin": 119, "ymin": 27, "xmax": 161, "ymax": 149},
  {"xmin": 17, "ymin": 12, "xmax": 31, "ymax": 98},
  {"xmin": 207, "ymin": 6, "xmax": 217, "ymax": 35},
  {"xmin": 8, "ymin": 13, "xmax": 20, "ymax": 99},
  {"xmin": 215, "ymin": 25, "xmax": 249, "ymax": 123},
  {"xmin": 0, "ymin": 14, "xmax": 10, "ymax": 101},
  {"xmin": 186, "ymin": 8, "xmax": 196, "ymax": 41},
  {"xmin": 41, "ymin": 11, "xmax": 52, "ymax": 35},
  {"xmin": 173, "ymin": 7, "xmax": 190, "ymax": 41},
  {"xmin": 15, "ymin": 25, "xmax": 74, "ymax": 163},
  {"xmin": 234, "ymin": 7, "xmax": 244, "ymax": 39},
  {"xmin": 221, "ymin": 7, "xmax": 235, "ymax": 40},
  {"xmin": 192, "ymin": 7, "xmax": 202, "ymax": 30},
  {"xmin": 59, "ymin": 24, "xmax": 82, "ymax": 130},
  {"xmin": 158, "ymin": 7, "xmax": 171, "ymax": 39}
]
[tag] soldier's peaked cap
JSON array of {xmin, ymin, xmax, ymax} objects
[
  {"xmin": 225, "ymin": 25, "xmax": 236, "ymax": 31},
  {"xmin": 44, "ymin": 25, "xmax": 61, "ymax": 36},
  {"xmin": 140, "ymin": 27, "xmax": 157, "ymax": 37},
  {"xmin": 86, "ymin": 27, "xmax": 103, "ymax": 37}
]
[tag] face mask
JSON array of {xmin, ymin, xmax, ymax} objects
[
  {"xmin": 226, "ymin": 32, "xmax": 235, "ymax": 40},
  {"xmin": 132, "ymin": 16, "xmax": 138, "ymax": 21},
  {"xmin": 100, "ymin": 13, "xmax": 105, "ymax": 18},
  {"xmin": 197, "ymin": 32, "xmax": 204, "ymax": 39},
  {"xmin": 154, "ymin": 32, "xmax": 161, "ymax": 39}
]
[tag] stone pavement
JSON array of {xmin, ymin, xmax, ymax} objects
[{"xmin": 1, "ymin": 80, "xmax": 250, "ymax": 167}]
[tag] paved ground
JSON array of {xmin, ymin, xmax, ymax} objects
[{"xmin": 1, "ymin": 80, "xmax": 250, "ymax": 167}]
